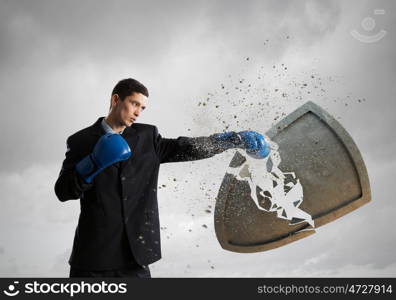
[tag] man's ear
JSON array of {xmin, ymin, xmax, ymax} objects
[{"xmin": 111, "ymin": 94, "xmax": 120, "ymax": 109}]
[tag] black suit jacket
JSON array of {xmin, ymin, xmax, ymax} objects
[{"xmin": 55, "ymin": 117, "xmax": 226, "ymax": 270}]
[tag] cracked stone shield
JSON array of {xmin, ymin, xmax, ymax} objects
[{"xmin": 214, "ymin": 101, "xmax": 371, "ymax": 253}]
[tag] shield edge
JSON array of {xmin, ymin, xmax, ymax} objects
[{"xmin": 214, "ymin": 101, "xmax": 371, "ymax": 253}]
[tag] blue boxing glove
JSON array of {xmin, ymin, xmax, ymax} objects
[
  {"xmin": 76, "ymin": 133, "xmax": 132, "ymax": 183},
  {"xmin": 212, "ymin": 131, "xmax": 270, "ymax": 159},
  {"xmin": 238, "ymin": 131, "xmax": 270, "ymax": 159}
]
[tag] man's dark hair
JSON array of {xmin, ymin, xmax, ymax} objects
[{"xmin": 110, "ymin": 78, "xmax": 149, "ymax": 108}]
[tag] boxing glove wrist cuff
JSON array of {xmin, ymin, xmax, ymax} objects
[{"xmin": 76, "ymin": 155, "xmax": 98, "ymax": 183}]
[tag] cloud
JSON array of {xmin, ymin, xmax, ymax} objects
[
  {"xmin": 0, "ymin": 163, "xmax": 78, "ymax": 276},
  {"xmin": 0, "ymin": 0, "xmax": 344, "ymax": 171}
]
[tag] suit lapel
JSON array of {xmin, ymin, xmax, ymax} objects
[{"xmin": 120, "ymin": 126, "xmax": 140, "ymax": 174}]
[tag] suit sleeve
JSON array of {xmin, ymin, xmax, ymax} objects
[
  {"xmin": 54, "ymin": 136, "xmax": 93, "ymax": 202},
  {"xmin": 153, "ymin": 126, "xmax": 230, "ymax": 164}
]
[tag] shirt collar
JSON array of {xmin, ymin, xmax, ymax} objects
[{"xmin": 101, "ymin": 118, "xmax": 124, "ymax": 135}]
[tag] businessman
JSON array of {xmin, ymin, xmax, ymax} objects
[{"xmin": 54, "ymin": 78, "xmax": 270, "ymax": 277}]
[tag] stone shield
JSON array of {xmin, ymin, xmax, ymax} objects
[{"xmin": 214, "ymin": 101, "xmax": 371, "ymax": 253}]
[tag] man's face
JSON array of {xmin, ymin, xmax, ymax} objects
[{"xmin": 112, "ymin": 92, "xmax": 147, "ymax": 127}]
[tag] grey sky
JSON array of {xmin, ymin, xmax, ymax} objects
[{"xmin": 0, "ymin": 0, "xmax": 395, "ymax": 277}]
